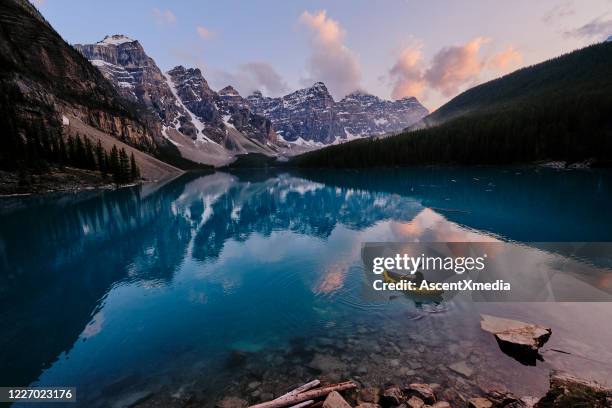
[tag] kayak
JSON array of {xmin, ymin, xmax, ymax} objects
[{"xmin": 382, "ymin": 270, "xmax": 445, "ymax": 297}]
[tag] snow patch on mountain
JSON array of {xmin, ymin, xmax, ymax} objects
[
  {"xmin": 248, "ymin": 83, "xmax": 428, "ymax": 144},
  {"xmin": 97, "ymin": 34, "xmax": 135, "ymax": 46},
  {"xmin": 164, "ymin": 72, "xmax": 216, "ymax": 144}
]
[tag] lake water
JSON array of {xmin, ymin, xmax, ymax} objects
[{"xmin": 1, "ymin": 167, "xmax": 612, "ymax": 407}]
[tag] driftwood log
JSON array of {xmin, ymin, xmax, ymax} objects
[
  {"xmin": 288, "ymin": 400, "xmax": 314, "ymax": 408},
  {"xmin": 279, "ymin": 380, "xmax": 321, "ymax": 399},
  {"xmin": 248, "ymin": 381, "xmax": 357, "ymax": 408}
]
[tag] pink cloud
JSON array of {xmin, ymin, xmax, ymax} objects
[
  {"xmin": 389, "ymin": 44, "xmax": 426, "ymax": 99},
  {"xmin": 196, "ymin": 25, "xmax": 213, "ymax": 40},
  {"xmin": 488, "ymin": 45, "xmax": 523, "ymax": 71},
  {"xmin": 299, "ymin": 10, "xmax": 361, "ymax": 98},
  {"xmin": 389, "ymin": 38, "xmax": 524, "ymax": 103},
  {"xmin": 424, "ymin": 37, "xmax": 490, "ymax": 97}
]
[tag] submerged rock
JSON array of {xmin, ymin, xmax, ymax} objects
[
  {"xmin": 216, "ymin": 396, "xmax": 248, "ymax": 408},
  {"xmin": 480, "ymin": 314, "xmax": 551, "ymax": 364},
  {"xmin": 248, "ymin": 381, "xmax": 261, "ymax": 390},
  {"xmin": 309, "ymin": 354, "xmax": 348, "ymax": 372},
  {"xmin": 448, "ymin": 361, "xmax": 474, "ymax": 378},
  {"xmin": 323, "ymin": 391, "xmax": 352, "ymax": 408},
  {"xmin": 534, "ymin": 371, "xmax": 612, "ymax": 407}
]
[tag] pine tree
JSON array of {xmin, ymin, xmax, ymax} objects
[
  {"xmin": 57, "ymin": 128, "xmax": 67, "ymax": 166},
  {"xmin": 95, "ymin": 140, "xmax": 106, "ymax": 175},
  {"xmin": 109, "ymin": 145, "xmax": 120, "ymax": 182},
  {"xmin": 83, "ymin": 137, "xmax": 96, "ymax": 170},
  {"xmin": 130, "ymin": 152, "xmax": 140, "ymax": 181},
  {"xmin": 66, "ymin": 134, "xmax": 76, "ymax": 166},
  {"xmin": 118, "ymin": 148, "xmax": 130, "ymax": 183},
  {"xmin": 74, "ymin": 134, "xmax": 86, "ymax": 168}
]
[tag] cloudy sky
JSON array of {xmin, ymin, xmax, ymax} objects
[{"xmin": 34, "ymin": 0, "xmax": 611, "ymax": 110}]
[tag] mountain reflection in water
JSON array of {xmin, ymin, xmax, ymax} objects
[{"xmin": 1, "ymin": 167, "xmax": 611, "ymax": 407}]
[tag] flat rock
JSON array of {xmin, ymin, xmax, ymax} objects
[
  {"xmin": 430, "ymin": 402, "xmax": 451, "ymax": 408},
  {"xmin": 467, "ymin": 397, "xmax": 493, "ymax": 408},
  {"xmin": 216, "ymin": 397, "xmax": 248, "ymax": 408},
  {"xmin": 480, "ymin": 314, "xmax": 551, "ymax": 363},
  {"xmin": 323, "ymin": 391, "xmax": 352, "ymax": 408},
  {"xmin": 404, "ymin": 383, "xmax": 436, "ymax": 404},
  {"xmin": 406, "ymin": 396, "xmax": 424, "ymax": 408},
  {"xmin": 448, "ymin": 361, "xmax": 474, "ymax": 378}
]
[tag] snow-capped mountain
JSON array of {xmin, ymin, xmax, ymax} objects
[
  {"xmin": 215, "ymin": 85, "xmax": 277, "ymax": 145},
  {"xmin": 74, "ymin": 35, "xmax": 191, "ymax": 132},
  {"xmin": 76, "ymin": 35, "xmax": 281, "ymax": 165},
  {"xmin": 247, "ymin": 82, "xmax": 337, "ymax": 144},
  {"xmin": 247, "ymin": 83, "xmax": 428, "ymax": 144},
  {"xmin": 76, "ymin": 34, "xmax": 427, "ymax": 164}
]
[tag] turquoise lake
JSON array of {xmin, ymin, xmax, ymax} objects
[{"xmin": 1, "ymin": 168, "xmax": 612, "ymax": 407}]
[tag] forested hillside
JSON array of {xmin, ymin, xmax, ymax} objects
[{"xmin": 293, "ymin": 42, "xmax": 612, "ymax": 168}]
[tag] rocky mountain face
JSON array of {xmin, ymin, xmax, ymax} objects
[
  {"xmin": 216, "ymin": 85, "xmax": 277, "ymax": 146},
  {"xmin": 74, "ymin": 35, "xmax": 196, "ymax": 137},
  {"xmin": 336, "ymin": 92, "xmax": 428, "ymax": 139},
  {"xmin": 165, "ymin": 65, "xmax": 223, "ymax": 143},
  {"xmin": 76, "ymin": 36, "xmax": 280, "ymax": 163},
  {"xmin": 247, "ymin": 82, "xmax": 337, "ymax": 144},
  {"xmin": 0, "ymin": 1, "xmax": 161, "ymax": 159},
  {"xmin": 166, "ymin": 66, "xmax": 278, "ymax": 147},
  {"xmin": 247, "ymin": 83, "xmax": 428, "ymax": 144}
]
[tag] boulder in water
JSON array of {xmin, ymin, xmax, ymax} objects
[{"xmin": 480, "ymin": 314, "xmax": 551, "ymax": 364}]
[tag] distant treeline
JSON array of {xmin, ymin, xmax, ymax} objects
[
  {"xmin": 0, "ymin": 112, "xmax": 140, "ymax": 184},
  {"xmin": 294, "ymin": 42, "xmax": 612, "ymax": 168},
  {"xmin": 293, "ymin": 91, "xmax": 612, "ymax": 167}
]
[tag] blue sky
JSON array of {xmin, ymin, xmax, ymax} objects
[{"xmin": 35, "ymin": 0, "xmax": 612, "ymax": 110}]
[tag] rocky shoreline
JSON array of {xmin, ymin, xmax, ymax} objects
[
  {"xmin": 109, "ymin": 312, "xmax": 612, "ymax": 408},
  {"xmin": 215, "ymin": 371, "xmax": 611, "ymax": 408},
  {"xmin": 0, "ymin": 167, "xmax": 118, "ymax": 196},
  {"xmin": 210, "ymin": 316, "xmax": 610, "ymax": 408}
]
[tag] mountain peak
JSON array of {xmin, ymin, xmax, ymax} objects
[
  {"xmin": 606, "ymin": 35, "xmax": 612, "ymax": 43},
  {"xmin": 219, "ymin": 85, "xmax": 240, "ymax": 97},
  {"xmin": 397, "ymin": 96, "xmax": 418, "ymax": 103},
  {"xmin": 97, "ymin": 34, "xmax": 136, "ymax": 46},
  {"xmin": 311, "ymin": 82, "xmax": 327, "ymax": 90}
]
